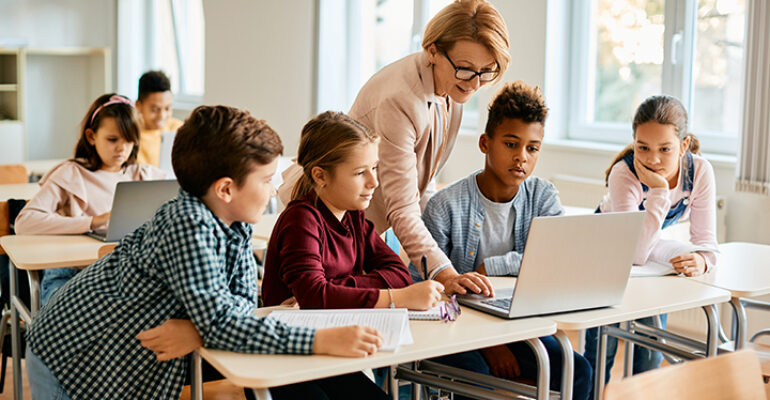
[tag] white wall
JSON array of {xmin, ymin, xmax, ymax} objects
[{"xmin": 203, "ymin": 0, "xmax": 316, "ymax": 157}]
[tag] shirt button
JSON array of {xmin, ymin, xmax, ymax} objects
[
  {"xmin": 469, "ymin": 251, "xmax": 475, "ymax": 256},
  {"xmin": 475, "ymin": 223, "xmax": 481, "ymax": 228}
]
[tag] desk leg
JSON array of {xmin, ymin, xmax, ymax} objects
[
  {"xmin": 623, "ymin": 321, "xmax": 633, "ymax": 378},
  {"xmin": 729, "ymin": 297, "xmax": 747, "ymax": 350},
  {"xmin": 593, "ymin": 326, "xmax": 607, "ymax": 400},
  {"xmin": 703, "ymin": 304, "xmax": 719, "ymax": 356},
  {"xmin": 554, "ymin": 330, "xmax": 573, "ymax": 400},
  {"xmin": 189, "ymin": 352, "xmax": 203, "ymax": 400},
  {"xmin": 525, "ymin": 338, "xmax": 550, "ymax": 400},
  {"xmin": 9, "ymin": 261, "xmax": 22, "ymax": 400},
  {"xmin": 27, "ymin": 270, "xmax": 40, "ymax": 315},
  {"xmin": 251, "ymin": 388, "xmax": 273, "ymax": 400}
]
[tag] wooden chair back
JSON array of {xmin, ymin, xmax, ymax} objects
[
  {"xmin": 603, "ymin": 350, "xmax": 766, "ymax": 400},
  {"xmin": 0, "ymin": 164, "xmax": 27, "ymax": 185}
]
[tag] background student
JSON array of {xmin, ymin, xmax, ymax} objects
[
  {"xmin": 584, "ymin": 95, "xmax": 718, "ymax": 390},
  {"xmin": 279, "ymin": 0, "xmax": 510, "ymax": 297},
  {"xmin": 15, "ymin": 93, "xmax": 165, "ymax": 304},
  {"xmin": 134, "ymin": 70, "xmax": 183, "ymax": 166},
  {"xmin": 262, "ymin": 111, "xmax": 444, "ymax": 311},
  {"xmin": 25, "ymin": 105, "xmax": 386, "ymax": 400},
  {"xmin": 419, "ymin": 82, "xmax": 592, "ymax": 400}
]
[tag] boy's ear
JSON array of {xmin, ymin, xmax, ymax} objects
[
  {"xmin": 85, "ymin": 128, "xmax": 96, "ymax": 146},
  {"xmin": 479, "ymin": 133, "xmax": 490, "ymax": 154},
  {"xmin": 210, "ymin": 177, "xmax": 235, "ymax": 203}
]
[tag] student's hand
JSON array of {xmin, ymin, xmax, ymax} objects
[
  {"xmin": 481, "ymin": 345, "xmax": 520, "ymax": 380},
  {"xmin": 670, "ymin": 252, "xmax": 707, "ymax": 277},
  {"xmin": 279, "ymin": 296, "xmax": 298, "ymax": 308},
  {"xmin": 313, "ymin": 325, "xmax": 383, "ymax": 357},
  {"xmin": 435, "ymin": 268, "xmax": 495, "ymax": 297},
  {"xmin": 90, "ymin": 212, "xmax": 111, "ymax": 230},
  {"xmin": 633, "ymin": 157, "xmax": 668, "ymax": 189},
  {"xmin": 137, "ymin": 319, "xmax": 203, "ymax": 362},
  {"xmin": 393, "ymin": 280, "xmax": 445, "ymax": 310}
]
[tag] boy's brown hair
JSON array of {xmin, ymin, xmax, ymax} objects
[
  {"xmin": 484, "ymin": 81, "xmax": 548, "ymax": 136},
  {"xmin": 172, "ymin": 105, "xmax": 283, "ymax": 197}
]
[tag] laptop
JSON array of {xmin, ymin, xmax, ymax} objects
[
  {"xmin": 86, "ymin": 180, "xmax": 179, "ymax": 242},
  {"xmin": 458, "ymin": 211, "xmax": 645, "ymax": 319}
]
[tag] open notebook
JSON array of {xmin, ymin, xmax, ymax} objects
[
  {"xmin": 631, "ymin": 240, "xmax": 718, "ymax": 277},
  {"xmin": 269, "ymin": 308, "xmax": 413, "ymax": 352}
]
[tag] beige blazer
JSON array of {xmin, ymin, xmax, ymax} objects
[{"xmin": 349, "ymin": 51, "xmax": 463, "ymax": 276}]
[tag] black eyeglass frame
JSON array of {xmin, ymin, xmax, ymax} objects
[{"xmin": 441, "ymin": 51, "xmax": 500, "ymax": 83}]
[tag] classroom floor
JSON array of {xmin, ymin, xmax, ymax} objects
[{"xmin": 3, "ymin": 332, "xmax": 768, "ymax": 399}]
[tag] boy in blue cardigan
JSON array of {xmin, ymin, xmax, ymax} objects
[
  {"xmin": 419, "ymin": 82, "xmax": 592, "ymax": 399},
  {"xmin": 25, "ymin": 106, "xmax": 385, "ymax": 400}
]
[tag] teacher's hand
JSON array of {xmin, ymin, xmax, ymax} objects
[{"xmin": 434, "ymin": 267, "xmax": 494, "ymax": 297}]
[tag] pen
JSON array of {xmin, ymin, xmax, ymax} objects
[{"xmin": 421, "ymin": 254, "xmax": 429, "ymax": 280}]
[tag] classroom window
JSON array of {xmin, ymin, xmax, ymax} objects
[
  {"xmin": 154, "ymin": 0, "xmax": 205, "ymax": 104},
  {"xmin": 317, "ymin": 0, "xmax": 482, "ymax": 129},
  {"xmin": 568, "ymin": 0, "xmax": 745, "ymax": 154}
]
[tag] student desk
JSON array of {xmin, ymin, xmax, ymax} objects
[
  {"xmin": 542, "ymin": 276, "xmax": 730, "ymax": 400},
  {"xmin": 0, "ymin": 234, "xmax": 107, "ymax": 400},
  {"xmin": 0, "ymin": 183, "xmax": 39, "ymax": 202},
  {"xmin": 252, "ymin": 213, "xmax": 278, "ymax": 241},
  {"xmin": 192, "ymin": 305, "xmax": 558, "ymax": 400},
  {"xmin": 692, "ymin": 242, "xmax": 770, "ymax": 349}
]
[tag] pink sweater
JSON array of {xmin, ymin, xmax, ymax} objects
[
  {"xmin": 599, "ymin": 153, "xmax": 718, "ymax": 269},
  {"xmin": 15, "ymin": 160, "xmax": 165, "ymax": 234}
]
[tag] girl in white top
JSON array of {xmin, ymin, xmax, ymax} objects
[
  {"xmin": 16, "ymin": 94, "xmax": 164, "ymax": 303},
  {"xmin": 586, "ymin": 95, "xmax": 718, "ymax": 391}
]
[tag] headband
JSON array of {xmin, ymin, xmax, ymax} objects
[{"xmin": 90, "ymin": 95, "xmax": 133, "ymax": 125}]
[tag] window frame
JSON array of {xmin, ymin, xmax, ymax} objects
[{"xmin": 567, "ymin": 0, "xmax": 743, "ymax": 155}]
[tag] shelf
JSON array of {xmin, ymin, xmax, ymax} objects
[{"xmin": 0, "ymin": 84, "xmax": 17, "ymax": 92}]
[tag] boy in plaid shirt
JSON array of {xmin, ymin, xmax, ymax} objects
[{"xmin": 25, "ymin": 106, "xmax": 385, "ymax": 400}]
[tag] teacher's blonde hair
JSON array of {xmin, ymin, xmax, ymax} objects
[{"xmin": 422, "ymin": 0, "xmax": 510, "ymax": 82}]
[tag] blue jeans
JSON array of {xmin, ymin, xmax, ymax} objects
[
  {"xmin": 584, "ymin": 314, "xmax": 667, "ymax": 396},
  {"xmin": 432, "ymin": 335, "xmax": 593, "ymax": 400},
  {"xmin": 26, "ymin": 347, "xmax": 72, "ymax": 400},
  {"xmin": 40, "ymin": 267, "xmax": 78, "ymax": 305}
]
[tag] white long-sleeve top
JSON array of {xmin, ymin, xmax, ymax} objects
[
  {"xmin": 598, "ymin": 153, "xmax": 718, "ymax": 270},
  {"xmin": 15, "ymin": 160, "xmax": 164, "ymax": 234}
]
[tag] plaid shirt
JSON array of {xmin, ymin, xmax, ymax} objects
[{"xmin": 27, "ymin": 190, "xmax": 315, "ymax": 399}]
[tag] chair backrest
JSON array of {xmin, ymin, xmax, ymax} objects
[
  {"xmin": 603, "ymin": 350, "xmax": 766, "ymax": 400},
  {"xmin": 0, "ymin": 164, "xmax": 27, "ymax": 185}
]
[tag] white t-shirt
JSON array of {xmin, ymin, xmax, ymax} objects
[{"xmin": 474, "ymin": 178, "xmax": 516, "ymax": 268}]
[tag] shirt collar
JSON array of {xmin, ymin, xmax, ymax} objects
[{"xmin": 178, "ymin": 189, "xmax": 252, "ymax": 242}]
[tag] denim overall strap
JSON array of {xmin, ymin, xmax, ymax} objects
[{"xmin": 597, "ymin": 152, "xmax": 695, "ymax": 228}]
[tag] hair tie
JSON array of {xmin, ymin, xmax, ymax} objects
[{"xmin": 90, "ymin": 95, "xmax": 133, "ymax": 125}]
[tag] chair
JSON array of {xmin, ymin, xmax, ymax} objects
[
  {"xmin": 602, "ymin": 350, "xmax": 766, "ymax": 400},
  {"xmin": 0, "ymin": 164, "xmax": 27, "ymax": 185}
]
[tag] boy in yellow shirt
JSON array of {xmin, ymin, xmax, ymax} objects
[{"xmin": 135, "ymin": 70, "xmax": 183, "ymax": 166}]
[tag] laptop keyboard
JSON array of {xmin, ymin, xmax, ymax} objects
[{"xmin": 481, "ymin": 297, "xmax": 512, "ymax": 310}]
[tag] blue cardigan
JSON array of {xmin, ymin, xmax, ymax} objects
[{"xmin": 416, "ymin": 171, "xmax": 564, "ymax": 278}]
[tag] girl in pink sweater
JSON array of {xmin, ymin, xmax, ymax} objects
[
  {"xmin": 585, "ymin": 95, "xmax": 718, "ymax": 392},
  {"xmin": 15, "ymin": 93, "xmax": 164, "ymax": 304}
]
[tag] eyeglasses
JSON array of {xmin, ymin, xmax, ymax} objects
[
  {"xmin": 440, "ymin": 294, "xmax": 462, "ymax": 323},
  {"xmin": 442, "ymin": 51, "xmax": 499, "ymax": 83}
]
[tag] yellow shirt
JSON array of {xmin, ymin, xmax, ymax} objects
[{"xmin": 136, "ymin": 117, "xmax": 184, "ymax": 166}]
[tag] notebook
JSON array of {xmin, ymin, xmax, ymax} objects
[
  {"xmin": 86, "ymin": 180, "xmax": 179, "ymax": 242},
  {"xmin": 458, "ymin": 211, "xmax": 645, "ymax": 319},
  {"xmin": 408, "ymin": 302, "xmax": 446, "ymax": 320},
  {"xmin": 269, "ymin": 308, "xmax": 413, "ymax": 352},
  {"xmin": 630, "ymin": 240, "xmax": 719, "ymax": 277}
]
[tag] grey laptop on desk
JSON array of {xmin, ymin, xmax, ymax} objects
[
  {"xmin": 86, "ymin": 180, "xmax": 179, "ymax": 242},
  {"xmin": 458, "ymin": 211, "xmax": 645, "ymax": 319}
]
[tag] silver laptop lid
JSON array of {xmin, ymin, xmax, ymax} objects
[
  {"xmin": 100, "ymin": 179, "xmax": 179, "ymax": 242},
  {"xmin": 507, "ymin": 211, "xmax": 645, "ymax": 318}
]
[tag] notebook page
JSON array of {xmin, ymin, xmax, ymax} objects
[
  {"xmin": 408, "ymin": 302, "xmax": 445, "ymax": 320},
  {"xmin": 269, "ymin": 308, "xmax": 410, "ymax": 352}
]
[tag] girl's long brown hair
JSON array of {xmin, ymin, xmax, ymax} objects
[
  {"xmin": 73, "ymin": 93, "xmax": 141, "ymax": 171},
  {"xmin": 291, "ymin": 112, "xmax": 378, "ymax": 201},
  {"xmin": 605, "ymin": 95, "xmax": 700, "ymax": 185}
]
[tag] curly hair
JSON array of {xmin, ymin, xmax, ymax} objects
[{"xmin": 485, "ymin": 81, "xmax": 548, "ymax": 136}]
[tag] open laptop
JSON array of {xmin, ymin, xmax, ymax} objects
[
  {"xmin": 86, "ymin": 179, "xmax": 179, "ymax": 242},
  {"xmin": 458, "ymin": 211, "xmax": 645, "ymax": 319}
]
